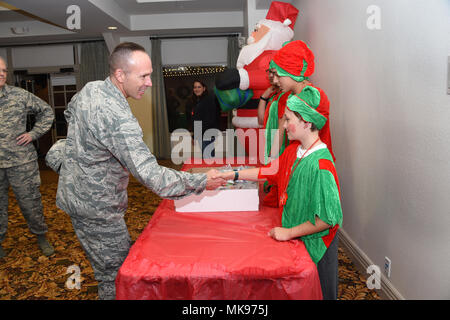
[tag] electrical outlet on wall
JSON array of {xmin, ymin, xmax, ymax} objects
[
  {"xmin": 447, "ymin": 56, "xmax": 450, "ymax": 94},
  {"xmin": 384, "ymin": 257, "xmax": 392, "ymax": 278}
]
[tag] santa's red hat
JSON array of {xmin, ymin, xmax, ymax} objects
[
  {"xmin": 265, "ymin": 1, "xmax": 299, "ymax": 30},
  {"xmin": 252, "ymin": 2, "xmax": 299, "ymax": 53}
]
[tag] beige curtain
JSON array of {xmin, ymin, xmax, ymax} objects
[
  {"xmin": 150, "ymin": 39, "xmax": 171, "ymax": 159},
  {"xmin": 227, "ymin": 35, "xmax": 239, "ymax": 68},
  {"xmin": 226, "ymin": 35, "xmax": 240, "ymax": 129}
]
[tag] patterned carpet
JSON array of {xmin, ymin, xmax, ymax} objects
[{"xmin": 0, "ymin": 160, "xmax": 381, "ymax": 300}]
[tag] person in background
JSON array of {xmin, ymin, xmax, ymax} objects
[
  {"xmin": 0, "ymin": 56, "xmax": 55, "ymax": 259},
  {"xmin": 190, "ymin": 80, "xmax": 220, "ymax": 158},
  {"xmin": 45, "ymin": 43, "xmax": 226, "ymax": 299}
]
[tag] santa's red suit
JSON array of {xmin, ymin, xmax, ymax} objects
[
  {"xmin": 243, "ymin": 50, "xmax": 276, "ymax": 99},
  {"xmin": 217, "ymin": 2, "xmax": 299, "ymax": 159}
]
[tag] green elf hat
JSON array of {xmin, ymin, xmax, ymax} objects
[
  {"xmin": 269, "ymin": 40, "xmax": 315, "ymax": 82},
  {"xmin": 286, "ymin": 85, "xmax": 327, "ymax": 130}
]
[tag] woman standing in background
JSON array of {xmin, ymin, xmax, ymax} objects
[{"xmin": 190, "ymin": 80, "xmax": 220, "ymax": 158}]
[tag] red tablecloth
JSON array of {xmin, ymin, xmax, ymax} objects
[{"xmin": 116, "ymin": 161, "xmax": 322, "ymax": 300}]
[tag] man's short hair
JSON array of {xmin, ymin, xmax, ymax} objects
[{"xmin": 109, "ymin": 42, "xmax": 146, "ymax": 74}]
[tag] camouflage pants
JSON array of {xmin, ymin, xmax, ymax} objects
[
  {"xmin": 0, "ymin": 161, "xmax": 48, "ymax": 243},
  {"xmin": 70, "ymin": 216, "xmax": 131, "ymax": 300}
]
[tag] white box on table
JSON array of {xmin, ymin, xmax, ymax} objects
[{"xmin": 174, "ymin": 166, "xmax": 259, "ymax": 212}]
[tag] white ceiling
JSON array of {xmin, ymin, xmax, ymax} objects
[{"xmin": 0, "ymin": 0, "xmax": 281, "ymax": 46}]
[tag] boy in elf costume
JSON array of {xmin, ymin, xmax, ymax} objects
[
  {"xmin": 260, "ymin": 40, "xmax": 335, "ymax": 208},
  {"xmin": 217, "ymin": 85, "xmax": 342, "ymax": 300}
]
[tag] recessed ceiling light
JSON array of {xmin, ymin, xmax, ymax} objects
[
  {"xmin": 108, "ymin": 26, "xmax": 117, "ymax": 30},
  {"xmin": 11, "ymin": 26, "xmax": 30, "ymax": 34}
]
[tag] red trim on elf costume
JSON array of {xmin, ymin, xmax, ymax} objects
[
  {"xmin": 319, "ymin": 159, "xmax": 340, "ymax": 195},
  {"xmin": 313, "ymin": 86, "xmax": 335, "ymax": 162},
  {"xmin": 319, "ymin": 158, "xmax": 341, "ymax": 248},
  {"xmin": 322, "ymin": 224, "xmax": 339, "ymax": 248},
  {"xmin": 258, "ymin": 141, "xmax": 300, "ymax": 215}
]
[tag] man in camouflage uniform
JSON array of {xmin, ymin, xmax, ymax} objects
[
  {"xmin": 0, "ymin": 57, "xmax": 55, "ymax": 259},
  {"xmin": 48, "ymin": 42, "xmax": 225, "ymax": 300}
]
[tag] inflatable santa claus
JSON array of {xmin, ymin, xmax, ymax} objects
[{"xmin": 215, "ymin": 1, "xmax": 299, "ymax": 157}]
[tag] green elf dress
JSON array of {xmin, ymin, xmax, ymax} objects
[
  {"xmin": 259, "ymin": 85, "xmax": 343, "ymax": 264},
  {"xmin": 259, "ymin": 141, "xmax": 342, "ymax": 264},
  {"xmin": 263, "ymin": 90, "xmax": 290, "ymax": 164}
]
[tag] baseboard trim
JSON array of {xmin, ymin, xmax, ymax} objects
[{"xmin": 338, "ymin": 228, "xmax": 405, "ymax": 300}]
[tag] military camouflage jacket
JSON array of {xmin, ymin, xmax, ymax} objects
[
  {"xmin": 56, "ymin": 77, "xmax": 207, "ymax": 221},
  {"xmin": 0, "ymin": 84, "xmax": 54, "ymax": 168}
]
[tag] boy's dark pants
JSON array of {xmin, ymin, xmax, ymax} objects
[{"xmin": 317, "ymin": 235, "xmax": 339, "ymax": 300}]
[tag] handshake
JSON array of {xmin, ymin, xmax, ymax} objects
[
  {"xmin": 205, "ymin": 167, "xmax": 260, "ymax": 190},
  {"xmin": 204, "ymin": 169, "xmax": 235, "ymax": 190}
]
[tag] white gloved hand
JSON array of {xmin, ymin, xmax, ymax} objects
[
  {"xmin": 232, "ymin": 116, "xmax": 262, "ymax": 129},
  {"xmin": 238, "ymin": 68, "xmax": 250, "ymax": 91}
]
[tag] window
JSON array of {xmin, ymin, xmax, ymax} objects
[
  {"xmin": 163, "ymin": 65, "xmax": 228, "ymax": 133},
  {"xmin": 50, "ymin": 75, "xmax": 77, "ymax": 140}
]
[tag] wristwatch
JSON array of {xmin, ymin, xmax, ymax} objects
[{"xmin": 233, "ymin": 170, "xmax": 239, "ymax": 181}]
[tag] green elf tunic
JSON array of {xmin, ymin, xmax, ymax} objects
[
  {"xmin": 263, "ymin": 91, "xmax": 290, "ymax": 165},
  {"xmin": 259, "ymin": 141, "xmax": 343, "ymax": 264},
  {"xmin": 262, "ymin": 91, "xmax": 290, "ymax": 208}
]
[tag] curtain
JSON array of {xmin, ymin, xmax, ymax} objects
[
  {"xmin": 150, "ymin": 38, "xmax": 171, "ymax": 159},
  {"xmin": 226, "ymin": 35, "xmax": 240, "ymax": 129},
  {"xmin": 79, "ymin": 41, "xmax": 109, "ymax": 88},
  {"xmin": 227, "ymin": 35, "xmax": 240, "ymax": 69}
]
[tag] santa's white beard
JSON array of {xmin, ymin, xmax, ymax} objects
[
  {"xmin": 236, "ymin": 21, "xmax": 294, "ymax": 69},
  {"xmin": 236, "ymin": 33, "xmax": 272, "ymax": 69}
]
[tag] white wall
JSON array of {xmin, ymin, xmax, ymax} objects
[
  {"xmin": 292, "ymin": 0, "xmax": 450, "ymax": 299},
  {"xmin": 161, "ymin": 37, "xmax": 227, "ymax": 66},
  {"xmin": 11, "ymin": 44, "xmax": 74, "ymax": 68},
  {"xmin": 0, "ymin": 48, "xmax": 7, "ymax": 64}
]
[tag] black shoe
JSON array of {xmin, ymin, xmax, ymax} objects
[{"xmin": 37, "ymin": 235, "xmax": 54, "ymax": 256}]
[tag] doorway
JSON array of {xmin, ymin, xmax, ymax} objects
[
  {"xmin": 13, "ymin": 72, "xmax": 53, "ymax": 159},
  {"xmin": 12, "ymin": 71, "xmax": 78, "ymax": 160}
]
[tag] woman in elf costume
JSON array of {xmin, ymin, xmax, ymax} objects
[
  {"xmin": 269, "ymin": 40, "xmax": 335, "ymax": 161},
  {"xmin": 257, "ymin": 67, "xmax": 287, "ymax": 207},
  {"xmin": 217, "ymin": 86, "xmax": 342, "ymax": 300},
  {"xmin": 260, "ymin": 40, "xmax": 335, "ymax": 208}
]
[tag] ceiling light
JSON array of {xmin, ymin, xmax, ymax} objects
[
  {"xmin": 11, "ymin": 27, "xmax": 29, "ymax": 34},
  {"xmin": 108, "ymin": 26, "xmax": 117, "ymax": 30},
  {"xmin": 136, "ymin": 0, "xmax": 194, "ymax": 3}
]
